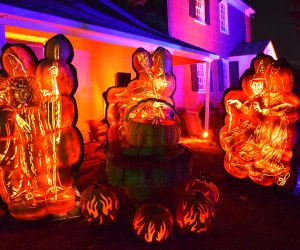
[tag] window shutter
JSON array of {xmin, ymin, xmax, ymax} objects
[
  {"xmin": 229, "ymin": 61, "xmax": 240, "ymax": 88},
  {"xmin": 210, "ymin": 70, "xmax": 213, "ymax": 91},
  {"xmin": 218, "ymin": 60, "xmax": 224, "ymax": 91},
  {"xmin": 189, "ymin": 0, "xmax": 196, "ymax": 18},
  {"xmin": 191, "ymin": 64, "xmax": 198, "ymax": 92},
  {"xmin": 205, "ymin": 0, "xmax": 210, "ymax": 25}
]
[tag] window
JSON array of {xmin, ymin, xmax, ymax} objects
[
  {"xmin": 189, "ymin": 0, "xmax": 210, "ymax": 25},
  {"xmin": 195, "ymin": 0, "xmax": 205, "ymax": 24},
  {"xmin": 191, "ymin": 63, "xmax": 206, "ymax": 92},
  {"xmin": 219, "ymin": 1, "xmax": 229, "ymax": 34},
  {"xmin": 218, "ymin": 59, "xmax": 229, "ymax": 91}
]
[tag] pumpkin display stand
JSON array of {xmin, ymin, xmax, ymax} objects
[
  {"xmin": 106, "ymin": 144, "xmax": 192, "ymax": 206},
  {"xmin": 106, "ymin": 98, "xmax": 192, "ymax": 208}
]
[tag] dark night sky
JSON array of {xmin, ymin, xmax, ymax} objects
[{"xmin": 243, "ymin": 0, "xmax": 300, "ymax": 63}]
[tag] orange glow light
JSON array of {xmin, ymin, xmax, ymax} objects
[
  {"xmin": 202, "ymin": 131, "xmax": 209, "ymax": 138},
  {"xmin": 6, "ymin": 32, "xmax": 48, "ymax": 45}
]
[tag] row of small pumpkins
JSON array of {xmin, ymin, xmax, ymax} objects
[{"xmin": 80, "ymin": 178, "xmax": 219, "ymax": 243}]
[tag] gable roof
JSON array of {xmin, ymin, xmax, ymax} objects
[
  {"xmin": 0, "ymin": 0, "xmax": 219, "ymax": 62},
  {"xmin": 229, "ymin": 40, "xmax": 271, "ymax": 56}
]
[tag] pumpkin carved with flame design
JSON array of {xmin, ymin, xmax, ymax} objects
[
  {"xmin": 176, "ymin": 194, "xmax": 215, "ymax": 235},
  {"xmin": 132, "ymin": 203, "xmax": 173, "ymax": 243},
  {"xmin": 80, "ymin": 184, "xmax": 119, "ymax": 226}
]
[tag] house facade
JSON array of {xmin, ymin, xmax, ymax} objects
[
  {"xmin": 0, "ymin": 0, "xmax": 277, "ymax": 141},
  {"xmin": 168, "ymin": 0, "xmax": 277, "ymax": 113}
]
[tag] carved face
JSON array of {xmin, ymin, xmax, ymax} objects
[
  {"xmin": 9, "ymin": 76, "xmax": 34, "ymax": 107},
  {"xmin": 137, "ymin": 52, "xmax": 151, "ymax": 70},
  {"xmin": 251, "ymin": 79, "xmax": 264, "ymax": 96}
]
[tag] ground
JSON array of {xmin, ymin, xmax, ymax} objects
[{"xmin": 0, "ymin": 138, "xmax": 300, "ymax": 250}]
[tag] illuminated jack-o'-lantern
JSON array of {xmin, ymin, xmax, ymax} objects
[
  {"xmin": 176, "ymin": 194, "xmax": 215, "ymax": 235},
  {"xmin": 132, "ymin": 203, "xmax": 173, "ymax": 243},
  {"xmin": 80, "ymin": 184, "xmax": 119, "ymax": 226},
  {"xmin": 0, "ymin": 34, "xmax": 82, "ymax": 220},
  {"xmin": 219, "ymin": 54, "xmax": 300, "ymax": 187},
  {"xmin": 185, "ymin": 178, "xmax": 220, "ymax": 204}
]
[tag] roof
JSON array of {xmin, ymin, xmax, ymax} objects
[
  {"xmin": 0, "ymin": 0, "xmax": 218, "ymax": 61},
  {"xmin": 229, "ymin": 40, "xmax": 271, "ymax": 56}
]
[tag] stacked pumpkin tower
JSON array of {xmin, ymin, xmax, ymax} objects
[
  {"xmin": 0, "ymin": 34, "xmax": 82, "ymax": 220},
  {"xmin": 95, "ymin": 47, "xmax": 219, "ymax": 243}
]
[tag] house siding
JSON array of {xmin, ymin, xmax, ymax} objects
[
  {"xmin": 168, "ymin": 0, "xmax": 249, "ymax": 110},
  {"xmin": 168, "ymin": 0, "xmax": 246, "ymax": 58},
  {"xmin": 0, "ymin": 0, "xmax": 255, "ymax": 137}
]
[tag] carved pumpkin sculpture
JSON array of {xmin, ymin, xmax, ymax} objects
[
  {"xmin": 0, "ymin": 34, "xmax": 82, "ymax": 220},
  {"xmin": 185, "ymin": 178, "xmax": 220, "ymax": 204},
  {"xmin": 104, "ymin": 47, "xmax": 177, "ymax": 155},
  {"xmin": 219, "ymin": 54, "xmax": 300, "ymax": 187},
  {"xmin": 176, "ymin": 194, "xmax": 215, "ymax": 235},
  {"xmin": 80, "ymin": 184, "xmax": 119, "ymax": 226},
  {"xmin": 132, "ymin": 203, "xmax": 173, "ymax": 243}
]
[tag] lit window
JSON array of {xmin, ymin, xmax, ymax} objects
[
  {"xmin": 219, "ymin": 1, "xmax": 229, "ymax": 34},
  {"xmin": 195, "ymin": 0, "xmax": 205, "ymax": 24},
  {"xmin": 191, "ymin": 63, "xmax": 206, "ymax": 92},
  {"xmin": 189, "ymin": 0, "xmax": 210, "ymax": 25}
]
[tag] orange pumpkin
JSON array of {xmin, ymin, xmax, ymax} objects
[
  {"xmin": 41, "ymin": 95, "xmax": 76, "ymax": 132},
  {"xmin": 176, "ymin": 194, "xmax": 215, "ymax": 235},
  {"xmin": 44, "ymin": 34, "xmax": 74, "ymax": 63},
  {"xmin": 124, "ymin": 118, "xmax": 180, "ymax": 148},
  {"xmin": 132, "ymin": 203, "xmax": 173, "ymax": 243},
  {"xmin": 185, "ymin": 178, "xmax": 220, "ymax": 204},
  {"xmin": 36, "ymin": 60, "xmax": 74, "ymax": 95},
  {"xmin": 80, "ymin": 184, "xmax": 119, "ymax": 226},
  {"xmin": 1, "ymin": 44, "xmax": 37, "ymax": 77},
  {"xmin": 124, "ymin": 98, "xmax": 181, "ymax": 149}
]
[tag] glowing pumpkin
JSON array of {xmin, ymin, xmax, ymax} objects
[
  {"xmin": 132, "ymin": 203, "xmax": 173, "ymax": 243},
  {"xmin": 36, "ymin": 60, "xmax": 74, "ymax": 95},
  {"xmin": 176, "ymin": 194, "xmax": 215, "ymax": 235},
  {"xmin": 80, "ymin": 184, "xmax": 119, "ymax": 226},
  {"xmin": 185, "ymin": 178, "xmax": 220, "ymax": 204},
  {"xmin": 1, "ymin": 44, "xmax": 37, "ymax": 77}
]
